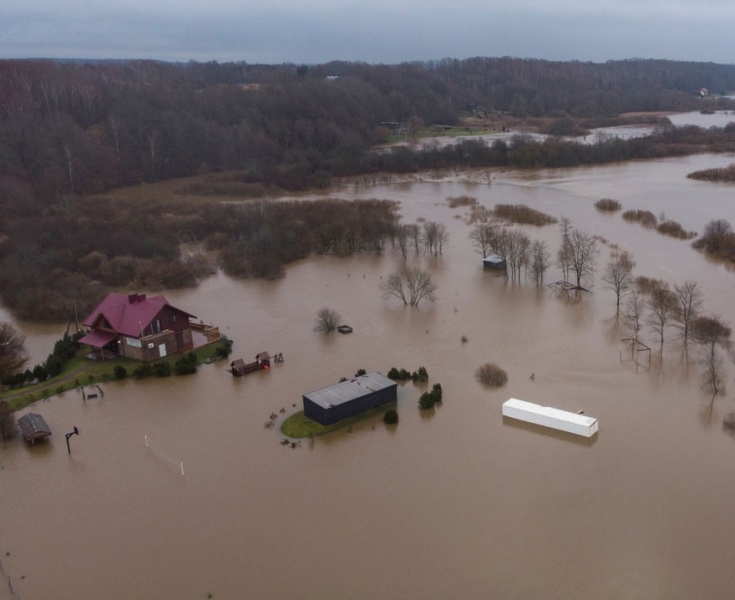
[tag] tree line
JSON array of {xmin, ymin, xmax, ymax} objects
[
  {"xmin": 0, "ymin": 193, "xmax": 398, "ymax": 321},
  {"xmin": 2, "ymin": 58, "xmax": 735, "ymax": 202}
]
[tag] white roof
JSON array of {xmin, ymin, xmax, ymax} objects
[{"xmin": 503, "ymin": 398, "xmax": 597, "ymax": 427}]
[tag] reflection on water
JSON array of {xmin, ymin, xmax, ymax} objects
[{"xmin": 3, "ymin": 154, "xmax": 735, "ymax": 599}]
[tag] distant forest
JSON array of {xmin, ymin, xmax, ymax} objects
[{"xmin": 2, "ymin": 57, "xmax": 735, "ymax": 321}]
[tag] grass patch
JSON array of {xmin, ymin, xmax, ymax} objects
[
  {"xmin": 281, "ymin": 403, "xmax": 396, "ymax": 438},
  {"xmin": 2, "ymin": 341, "xmax": 225, "ymax": 411},
  {"xmin": 493, "ymin": 204, "xmax": 557, "ymax": 226}
]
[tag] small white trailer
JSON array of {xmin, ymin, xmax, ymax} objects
[{"xmin": 502, "ymin": 398, "xmax": 598, "ymax": 437}]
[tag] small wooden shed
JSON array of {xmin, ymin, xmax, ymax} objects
[
  {"xmin": 230, "ymin": 352, "xmax": 271, "ymax": 376},
  {"xmin": 18, "ymin": 413, "xmax": 52, "ymax": 444}
]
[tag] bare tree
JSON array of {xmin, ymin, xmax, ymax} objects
[
  {"xmin": 646, "ymin": 286, "xmax": 679, "ymax": 348},
  {"xmin": 469, "ymin": 222, "xmax": 494, "ymax": 258},
  {"xmin": 506, "ymin": 230, "xmax": 530, "ymax": 280},
  {"xmin": 568, "ymin": 229, "xmax": 598, "ymax": 288},
  {"xmin": 406, "ymin": 224, "xmax": 421, "ymax": 254},
  {"xmin": 556, "ymin": 217, "xmax": 573, "ymax": 282},
  {"xmin": 673, "ymin": 281, "xmax": 703, "ymax": 346},
  {"xmin": 422, "ymin": 221, "xmax": 448, "ymax": 256},
  {"xmin": 530, "ymin": 240, "xmax": 550, "ymax": 285},
  {"xmin": 0, "ymin": 322, "xmax": 27, "ymax": 381},
  {"xmin": 624, "ymin": 292, "xmax": 645, "ymax": 339},
  {"xmin": 313, "ymin": 307, "xmax": 341, "ymax": 333},
  {"xmin": 381, "ymin": 267, "xmax": 437, "ymax": 307},
  {"xmin": 601, "ymin": 251, "xmax": 635, "ymax": 312},
  {"xmin": 394, "ymin": 224, "xmax": 410, "ymax": 260},
  {"xmin": 692, "ymin": 315, "xmax": 731, "ymax": 395}
]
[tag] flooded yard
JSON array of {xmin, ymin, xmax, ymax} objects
[{"xmin": 2, "ymin": 153, "xmax": 735, "ymax": 599}]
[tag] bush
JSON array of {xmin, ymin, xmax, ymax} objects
[
  {"xmin": 384, "ymin": 408, "xmax": 399, "ymax": 424},
  {"xmin": 45, "ymin": 354, "xmax": 63, "ymax": 378},
  {"xmin": 475, "ymin": 363, "xmax": 508, "ymax": 387},
  {"xmin": 212, "ymin": 336, "xmax": 234, "ymax": 360},
  {"xmin": 412, "ymin": 366, "xmax": 429, "ymax": 383},
  {"xmin": 113, "ymin": 365, "xmax": 127, "ymax": 380},
  {"xmin": 594, "ymin": 198, "xmax": 622, "ymax": 212},
  {"xmin": 447, "ymin": 195, "xmax": 477, "ymax": 208},
  {"xmin": 354, "ymin": 369, "xmax": 367, "ymax": 377},
  {"xmin": 656, "ymin": 220, "xmax": 697, "ymax": 240},
  {"xmin": 622, "ymin": 209, "xmax": 657, "ymax": 228},
  {"xmin": 724, "ymin": 412, "xmax": 735, "ymax": 432},
  {"xmin": 134, "ymin": 363, "xmax": 153, "ymax": 379},
  {"xmin": 493, "ymin": 204, "xmax": 557, "ymax": 226},
  {"xmin": 174, "ymin": 352, "xmax": 198, "ymax": 375},
  {"xmin": 387, "ymin": 367, "xmax": 412, "ymax": 381},
  {"xmin": 418, "ymin": 391, "xmax": 436, "ymax": 410},
  {"xmin": 418, "ymin": 382, "xmax": 443, "ymax": 409},
  {"xmin": 152, "ymin": 361, "xmax": 172, "ymax": 377}
]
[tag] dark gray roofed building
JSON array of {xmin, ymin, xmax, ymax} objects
[{"xmin": 303, "ymin": 372, "xmax": 397, "ymax": 426}]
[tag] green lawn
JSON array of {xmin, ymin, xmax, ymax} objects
[
  {"xmin": 280, "ymin": 402, "xmax": 397, "ymax": 438},
  {"xmin": 2, "ymin": 341, "xmax": 226, "ymax": 411}
]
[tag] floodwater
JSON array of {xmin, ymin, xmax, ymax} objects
[{"xmin": 3, "ymin": 153, "xmax": 735, "ymax": 600}]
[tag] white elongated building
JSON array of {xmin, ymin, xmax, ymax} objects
[{"xmin": 502, "ymin": 398, "xmax": 598, "ymax": 437}]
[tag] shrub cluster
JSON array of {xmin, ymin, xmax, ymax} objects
[
  {"xmin": 387, "ymin": 366, "xmax": 428, "ymax": 382},
  {"xmin": 656, "ymin": 220, "xmax": 697, "ymax": 240},
  {"xmin": 447, "ymin": 195, "xmax": 477, "ymax": 208},
  {"xmin": 688, "ymin": 164, "xmax": 735, "ymax": 182},
  {"xmin": 622, "ymin": 209, "xmax": 658, "ymax": 228},
  {"xmin": 383, "ymin": 408, "xmax": 399, "ymax": 424},
  {"xmin": 418, "ymin": 383, "xmax": 443, "ymax": 409},
  {"xmin": 594, "ymin": 198, "xmax": 622, "ymax": 212},
  {"xmin": 493, "ymin": 204, "xmax": 557, "ymax": 226},
  {"xmin": 212, "ymin": 336, "xmax": 234, "ymax": 360},
  {"xmin": 692, "ymin": 219, "xmax": 735, "ymax": 263},
  {"xmin": 174, "ymin": 352, "xmax": 198, "ymax": 375},
  {"xmin": 1, "ymin": 332, "xmax": 81, "ymax": 387},
  {"xmin": 634, "ymin": 276, "xmax": 669, "ymax": 295},
  {"xmin": 475, "ymin": 363, "xmax": 508, "ymax": 387}
]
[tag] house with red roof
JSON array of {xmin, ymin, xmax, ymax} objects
[{"xmin": 79, "ymin": 292, "xmax": 205, "ymax": 361}]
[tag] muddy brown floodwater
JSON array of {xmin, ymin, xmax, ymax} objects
[{"xmin": 3, "ymin": 153, "xmax": 735, "ymax": 600}]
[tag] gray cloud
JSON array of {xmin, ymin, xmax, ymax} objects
[{"xmin": 1, "ymin": 0, "xmax": 734, "ymax": 63}]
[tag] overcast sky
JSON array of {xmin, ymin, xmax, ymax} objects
[{"xmin": 1, "ymin": 0, "xmax": 734, "ymax": 65}]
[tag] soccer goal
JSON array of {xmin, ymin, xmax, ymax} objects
[{"xmin": 144, "ymin": 434, "xmax": 184, "ymax": 476}]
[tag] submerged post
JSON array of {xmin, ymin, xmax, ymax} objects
[{"xmin": 65, "ymin": 426, "xmax": 79, "ymax": 454}]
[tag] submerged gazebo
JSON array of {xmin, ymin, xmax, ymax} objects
[{"xmin": 18, "ymin": 413, "xmax": 52, "ymax": 444}]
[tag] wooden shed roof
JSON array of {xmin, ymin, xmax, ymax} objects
[{"xmin": 18, "ymin": 413, "xmax": 52, "ymax": 442}]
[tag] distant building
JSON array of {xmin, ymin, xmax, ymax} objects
[
  {"xmin": 483, "ymin": 254, "xmax": 507, "ymax": 271},
  {"xmin": 303, "ymin": 372, "xmax": 397, "ymax": 426},
  {"xmin": 78, "ymin": 292, "xmax": 217, "ymax": 361}
]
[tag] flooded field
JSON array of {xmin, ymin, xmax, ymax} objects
[{"xmin": 3, "ymin": 153, "xmax": 735, "ymax": 599}]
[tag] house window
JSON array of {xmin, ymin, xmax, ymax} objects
[
  {"xmin": 151, "ymin": 318, "xmax": 162, "ymax": 334},
  {"xmin": 168, "ymin": 314, "xmax": 177, "ymax": 325}
]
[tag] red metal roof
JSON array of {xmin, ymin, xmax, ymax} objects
[
  {"xmin": 78, "ymin": 329, "xmax": 118, "ymax": 348},
  {"xmin": 82, "ymin": 292, "xmax": 195, "ymax": 338}
]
